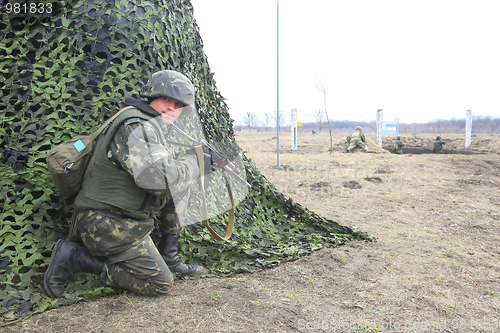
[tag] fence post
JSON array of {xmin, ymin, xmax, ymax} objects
[
  {"xmin": 376, "ymin": 109, "xmax": 383, "ymax": 147},
  {"xmin": 465, "ymin": 110, "xmax": 473, "ymax": 148}
]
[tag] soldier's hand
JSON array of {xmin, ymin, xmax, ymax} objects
[
  {"xmin": 202, "ymin": 152, "xmax": 217, "ymax": 173},
  {"xmin": 187, "ymin": 147, "xmax": 217, "ymax": 187},
  {"xmin": 187, "ymin": 147, "xmax": 217, "ymax": 173},
  {"xmin": 201, "ymin": 152, "xmax": 218, "ymax": 187}
]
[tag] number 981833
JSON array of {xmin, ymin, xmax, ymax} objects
[{"xmin": 4, "ymin": 1, "xmax": 53, "ymax": 15}]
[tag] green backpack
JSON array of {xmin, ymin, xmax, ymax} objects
[{"xmin": 46, "ymin": 106, "xmax": 133, "ymax": 197}]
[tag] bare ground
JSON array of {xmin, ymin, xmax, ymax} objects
[{"xmin": 4, "ymin": 131, "xmax": 500, "ymax": 333}]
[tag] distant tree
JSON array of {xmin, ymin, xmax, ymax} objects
[
  {"xmin": 315, "ymin": 78, "xmax": 333, "ymax": 150},
  {"xmin": 265, "ymin": 113, "xmax": 272, "ymax": 131},
  {"xmin": 398, "ymin": 116, "xmax": 500, "ymax": 134},
  {"xmin": 243, "ymin": 112, "xmax": 259, "ymax": 129},
  {"xmin": 270, "ymin": 111, "xmax": 287, "ymax": 129},
  {"xmin": 315, "ymin": 110, "xmax": 327, "ymax": 131}
]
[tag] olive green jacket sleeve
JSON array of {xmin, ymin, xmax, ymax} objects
[{"xmin": 108, "ymin": 118, "xmax": 200, "ymax": 198}]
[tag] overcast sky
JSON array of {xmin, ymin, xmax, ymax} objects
[{"xmin": 190, "ymin": 0, "xmax": 500, "ymax": 125}]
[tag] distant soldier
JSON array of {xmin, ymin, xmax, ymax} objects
[
  {"xmin": 432, "ymin": 135, "xmax": 446, "ymax": 153},
  {"xmin": 393, "ymin": 135, "xmax": 404, "ymax": 154},
  {"xmin": 347, "ymin": 126, "xmax": 372, "ymax": 153},
  {"xmin": 312, "ymin": 130, "xmax": 318, "ymax": 135}
]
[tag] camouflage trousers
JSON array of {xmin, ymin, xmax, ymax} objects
[
  {"xmin": 349, "ymin": 138, "xmax": 367, "ymax": 151},
  {"xmin": 101, "ymin": 234, "xmax": 173, "ymax": 296},
  {"xmin": 77, "ymin": 207, "xmax": 181, "ymax": 296},
  {"xmin": 432, "ymin": 147, "xmax": 444, "ymax": 153},
  {"xmin": 432, "ymin": 149, "xmax": 444, "ymax": 154}
]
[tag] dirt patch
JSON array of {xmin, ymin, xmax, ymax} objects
[
  {"xmin": 343, "ymin": 180, "xmax": 362, "ymax": 189},
  {"xmin": 10, "ymin": 131, "xmax": 500, "ymax": 333},
  {"xmin": 365, "ymin": 177, "xmax": 383, "ymax": 183},
  {"xmin": 269, "ymin": 164, "xmax": 295, "ymax": 171},
  {"xmin": 456, "ymin": 178, "xmax": 498, "ymax": 187},
  {"xmin": 309, "ymin": 181, "xmax": 331, "ymax": 189},
  {"xmin": 375, "ymin": 165, "xmax": 393, "ymax": 174}
]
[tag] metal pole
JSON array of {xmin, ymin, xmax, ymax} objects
[{"xmin": 276, "ymin": 0, "xmax": 280, "ymax": 166}]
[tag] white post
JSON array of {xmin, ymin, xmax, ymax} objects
[
  {"xmin": 376, "ymin": 109, "xmax": 383, "ymax": 147},
  {"xmin": 465, "ymin": 109, "xmax": 473, "ymax": 148},
  {"xmin": 291, "ymin": 108, "xmax": 297, "ymax": 150}
]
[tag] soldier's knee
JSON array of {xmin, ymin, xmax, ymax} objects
[
  {"xmin": 137, "ymin": 272, "xmax": 173, "ymax": 296},
  {"xmin": 145, "ymin": 280, "xmax": 172, "ymax": 296}
]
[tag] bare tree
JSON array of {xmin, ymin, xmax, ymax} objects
[
  {"xmin": 265, "ymin": 113, "xmax": 272, "ymax": 131},
  {"xmin": 270, "ymin": 111, "xmax": 287, "ymax": 129},
  {"xmin": 243, "ymin": 112, "xmax": 259, "ymax": 130},
  {"xmin": 315, "ymin": 78, "xmax": 333, "ymax": 150}
]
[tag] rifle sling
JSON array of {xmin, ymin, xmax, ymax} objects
[{"xmin": 195, "ymin": 145, "xmax": 234, "ymax": 241}]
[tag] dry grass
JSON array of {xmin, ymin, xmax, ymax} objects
[{"xmin": 5, "ymin": 130, "xmax": 500, "ymax": 333}]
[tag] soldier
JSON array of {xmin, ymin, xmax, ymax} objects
[
  {"xmin": 347, "ymin": 126, "xmax": 372, "ymax": 153},
  {"xmin": 393, "ymin": 135, "xmax": 404, "ymax": 154},
  {"xmin": 44, "ymin": 70, "xmax": 215, "ymax": 298},
  {"xmin": 432, "ymin": 135, "xmax": 446, "ymax": 153}
]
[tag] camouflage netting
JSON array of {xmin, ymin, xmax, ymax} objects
[{"xmin": 0, "ymin": 0, "xmax": 370, "ymax": 321}]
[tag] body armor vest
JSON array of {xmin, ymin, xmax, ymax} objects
[{"xmin": 75, "ymin": 107, "xmax": 165, "ymax": 220}]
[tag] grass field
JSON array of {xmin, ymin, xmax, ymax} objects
[{"xmin": 6, "ymin": 130, "xmax": 500, "ymax": 333}]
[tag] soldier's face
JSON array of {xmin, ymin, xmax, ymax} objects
[{"xmin": 150, "ymin": 97, "xmax": 184, "ymax": 124}]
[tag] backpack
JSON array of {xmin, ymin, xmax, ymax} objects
[{"xmin": 46, "ymin": 106, "xmax": 133, "ymax": 197}]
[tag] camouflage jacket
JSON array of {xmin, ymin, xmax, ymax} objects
[
  {"xmin": 433, "ymin": 139, "xmax": 446, "ymax": 152},
  {"xmin": 347, "ymin": 130, "xmax": 365, "ymax": 142},
  {"xmin": 76, "ymin": 99, "xmax": 199, "ymax": 214},
  {"xmin": 108, "ymin": 111, "xmax": 199, "ymax": 200},
  {"xmin": 75, "ymin": 99, "xmax": 200, "ymax": 254},
  {"xmin": 394, "ymin": 139, "xmax": 404, "ymax": 150}
]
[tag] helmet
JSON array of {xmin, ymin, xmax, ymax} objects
[
  {"xmin": 397, "ymin": 135, "xmax": 401, "ymax": 140},
  {"xmin": 355, "ymin": 126, "xmax": 362, "ymax": 131},
  {"xmin": 140, "ymin": 70, "xmax": 195, "ymax": 109},
  {"xmin": 436, "ymin": 135, "xmax": 441, "ymax": 140}
]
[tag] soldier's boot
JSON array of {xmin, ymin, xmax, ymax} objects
[
  {"xmin": 44, "ymin": 239, "xmax": 105, "ymax": 298},
  {"xmin": 159, "ymin": 235, "xmax": 205, "ymax": 277},
  {"xmin": 347, "ymin": 147, "xmax": 352, "ymax": 153},
  {"xmin": 364, "ymin": 149, "xmax": 372, "ymax": 153}
]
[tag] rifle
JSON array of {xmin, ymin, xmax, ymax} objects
[
  {"xmin": 168, "ymin": 124, "xmax": 251, "ymax": 241},
  {"xmin": 168, "ymin": 124, "xmax": 251, "ymax": 188}
]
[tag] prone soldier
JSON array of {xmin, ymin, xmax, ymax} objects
[{"xmin": 347, "ymin": 126, "xmax": 372, "ymax": 153}]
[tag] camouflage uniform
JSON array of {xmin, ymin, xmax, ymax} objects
[
  {"xmin": 45, "ymin": 70, "xmax": 205, "ymax": 299},
  {"xmin": 393, "ymin": 136, "xmax": 404, "ymax": 154},
  {"xmin": 432, "ymin": 136, "xmax": 446, "ymax": 153},
  {"xmin": 77, "ymin": 111, "xmax": 197, "ymax": 294},
  {"xmin": 347, "ymin": 128, "xmax": 368, "ymax": 152},
  {"xmin": 77, "ymin": 211, "xmax": 172, "ymax": 295}
]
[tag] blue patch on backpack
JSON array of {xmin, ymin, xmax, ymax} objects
[{"xmin": 73, "ymin": 139, "xmax": 86, "ymax": 152}]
